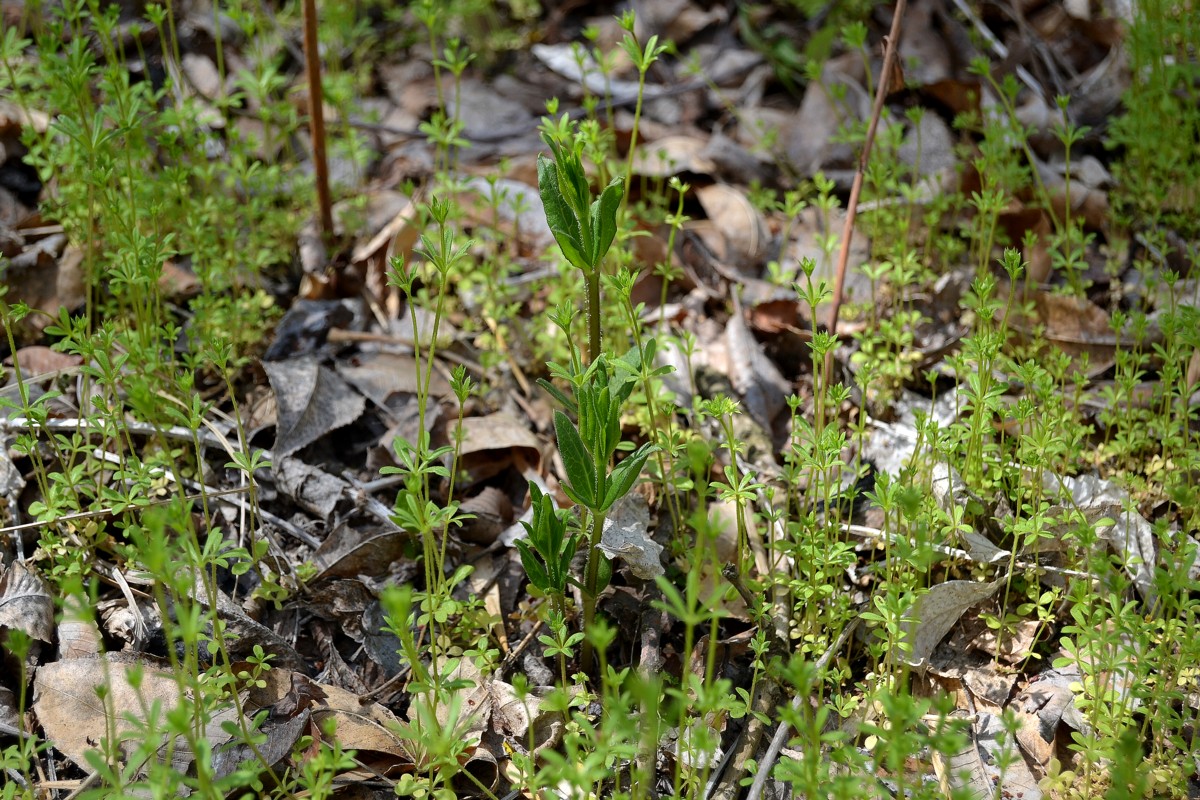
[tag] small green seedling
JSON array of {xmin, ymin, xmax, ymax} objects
[{"xmin": 515, "ymin": 482, "xmax": 579, "ymax": 602}]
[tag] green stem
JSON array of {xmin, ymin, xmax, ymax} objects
[
  {"xmin": 586, "ymin": 269, "xmax": 602, "ymax": 364},
  {"xmin": 580, "ymin": 507, "xmax": 608, "ymax": 675}
]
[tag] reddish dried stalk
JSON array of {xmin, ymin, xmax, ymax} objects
[
  {"xmin": 826, "ymin": 0, "xmax": 908, "ymax": 337},
  {"xmin": 302, "ymin": 0, "xmax": 334, "ymax": 241}
]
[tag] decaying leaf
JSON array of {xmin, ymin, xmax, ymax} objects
[
  {"xmin": 935, "ymin": 712, "xmax": 1042, "ymax": 800},
  {"xmin": 264, "ymin": 356, "xmax": 367, "ymax": 457},
  {"xmin": 725, "ymin": 294, "xmax": 790, "ymax": 433},
  {"xmin": 695, "ymin": 183, "xmax": 769, "ymax": 271},
  {"xmin": 902, "ymin": 577, "xmax": 1005, "ymax": 669},
  {"xmin": 456, "ymin": 411, "xmax": 543, "ymax": 484},
  {"xmin": 0, "ymin": 560, "xmax": 54, "ymax": 644},
  {"xmin": 33, "ymin": 654, "xmax": 237, "ymax": 773},
  {"xmin": 599, "ymin": 493, "xmax": 663, "ymax": 580},
  {"xmin": 272, "ymin": 456, "xmax": 350, "ymax": 521},
  {"xmin": 1042, "ymin": 472, "xmax": 1159, "ymax": 601}
]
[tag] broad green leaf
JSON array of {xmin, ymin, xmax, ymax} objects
[
  {"xmin": 589, "ymin": 176, "xmax": 624, "ymax": 266},
  {"xmin": 515, "ymin": 542, "xmax": 550, "ymax": 592},
  {"xmin": 601, "ymin": 442, "xmax": 657, "ymax": 512},
  {"xmin": 537, "ymin": 154, "xmax": 587, "ymax": 270},
  {"xmin": 560, "ymin": 481, "xmax": 594, "ymax": 510},
  {"xmin": 555, "ymin": 410, "xmax": 596, "ymax": 508}
]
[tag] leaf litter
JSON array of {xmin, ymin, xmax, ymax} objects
[{"xmin": 0, "ymin": 0, "xmax": 1196, "ymax": 797}]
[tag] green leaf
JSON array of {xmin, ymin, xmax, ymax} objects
[
  {"xmin": 554, "ymin": 410, "xmax": 597, "ymax": 508},
  {"xmin": 589, "ymin": 175, "xmax": 624, "ymax": 266},
  {"xmin": 537, "ymin": 154, "xmax": 588, "ymax": 271},
  {"xmin": 595, "ymin": 553, "xmax": 612, "ymax": 594},
  {"xmin": 601, "ymin": 442, "xmax": 657, "ymax": 512},
  {"xmin": 556, "ymin": 533, "xmax": 581, "ymax": 583},
  {"xmin": 560, "ymin": 482, "xmax": 593, "ymax": 509},
  {"xmin": 536, "ymin": 377, "xmax": 578, "ymax": 416},
  {"xmin": 515, "ymin": 541, "xmax": 551, "ymax": 592}
]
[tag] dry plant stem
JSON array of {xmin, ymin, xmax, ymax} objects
[
  {"xmin": 825, "ymin": 0, "xmax": 907, "ymax": 355},
  {"xmin": 302, "ymin": 0, "xmax": 334, "ymax": 241}
]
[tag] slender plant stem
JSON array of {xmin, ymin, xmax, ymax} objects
[
  {"xmin": 586, "ymin": 270, "xmax": 602, "ymax": 364},
  {"xmin": 825, "ymin": 0, "xmax": 907, "ymax": 345},
  {"xmin": 580, "ymin": 508, "xmax": 608, "ymax": 675},
  {"xmin": 302, "ymin": 0, "xmax": 334, "ymax": 241}
]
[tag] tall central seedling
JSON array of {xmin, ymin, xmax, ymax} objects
[{"xmin": 531, "ymin": 125, "xmax": 660, "ymax": 676}]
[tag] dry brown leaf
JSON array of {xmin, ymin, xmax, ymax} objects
[
  {"xmin": 456, "ymin": 411, "xmax": 542, "ymax": 483},
  {"xmin": 725, "ymin": 296, "xmax": 790, "ymax": 432},
  {"xmin": 33, "ymin": 654, "xmax": 235, "ymax": 773},
  {"xmin": 782, "ymin": 62, "xmax": 869, "ymax": 176},
  {"xmin": 264, "ymin": 356, "xmax": 367, "ymax": 457},
  {"xmin": 337, "ymin": 351, "xmax": 451, "ymax": 403},
  {"xmin": 935, "ymin": 712, "xmax": 1043, "ymax": 800},
  {"xmin": 58, "ymin": 592, "xmax": 102, "ymax": 660},
  {"xmin": 457, "ymin": 486, "xmax": 514, "ymax": 546},
  {"xmin": 272, "ymin": 456, "xmax": 349, "ymax": 522},
  {"xmin": 695, "ymin": 183, "xmax": 769, "ymax": 272},
  {"xmin": 1007, "ymin": 290, "xmax": 1117, "ymax": 372},
  {"xmin": 314, "ymin": 523, "xmax": 410, "ymax": 581},
  {"xmin": 4, "ymin": 346, "xmax": 83, "ymax": 376},
  {"xmin": 902, "ymin": 578, "xmax": 1005, "ymax": 669},
  {"xmin": 632, "ymin": 135, "xmax": 715, "ymax": 178},
  {"xmin": 0, "ymin": 560, "xmax": 54, "ymax": 643},
  {"xmin": 350, "ymin": 190, "xmax": 419, "ymax": 264},
  {"xmin": 1, "ymin": 238, "xmax": 85, "ymax": 343}
]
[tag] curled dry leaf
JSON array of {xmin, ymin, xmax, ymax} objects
[
  {"xmin": 58, "ymin": 592, "xmax": 102, "ymax": 660},
  {"xmin": 272, "ymin": 456, "xmax": 349, "ymax": 521},
  {"xmin": 264, "ymin": 355, "xmax": 367, "ymax": 457},
  {"xmin": 694, "ymin": 183, "xmax": 768, "ymax": 272},
  {"xmin": 0, "ymin": 560, "xmax": 55, "ymax": 644},
  {"xmin": 725, "ymin": 295, "xmax": 790, "ymax": 433},
  {"xmin": 1043, "ymin": 472, "xmax": 1160, "ymax": 601},
  {"xmin": 599, "ymin": 493, "xmax": 664, "ymax": 580},
  {"xmin": 901, "ymin": 577, "xmax": 1005, "ymax": 669},
  {"xmin": 455, "ymin": 411, "xmax": 543, "ymax": 484}
]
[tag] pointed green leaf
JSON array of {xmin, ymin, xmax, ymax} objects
[
  {"xmin": 536, "ymin": 377, "xmax": 578, "ymax": 416},
  {"xmin": 554, "ymin": 410, "xmax": 596, "ymax": 508},
  {"xmin": 589, "ymin": 176, "xmax": 624, "ymax": 266},
  {"xmin": 515, "ymin": 541, "xmax": 551, "ymax": 592},
  {"xmin": 538, "ymin": 154, "xmax": 588, "ymax": 270},
  {"xmin": 601, "ymin": 442, "xmax": 657, "ymax": 512}
]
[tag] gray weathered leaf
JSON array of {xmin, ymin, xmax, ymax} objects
[
  {"xmin": 264, "ymin": 356, "xmax": 366, "ymax": 457},
  {"xmin": 0, "ymin": 561, "xmax": 54, "ymax": 643},
  {"xmin": 600, "ymin": 494, "xmax": 663, "ymax": 580}
]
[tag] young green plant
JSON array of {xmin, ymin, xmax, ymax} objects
[{"xmin": 536, "ymin": 122, "xmax": 623, "ymax": 364}]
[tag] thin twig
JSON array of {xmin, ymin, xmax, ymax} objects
[
  {"xmin": 745, "ymin": 620, "xmax": 861, "ymax": 800},
  {"xmin": 826, "ymin": 0, "xmax": 908, "ymax": 339},
  {"xmin": 301, "ymin": 0, "xmax": 334, "ymax": 241}
]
